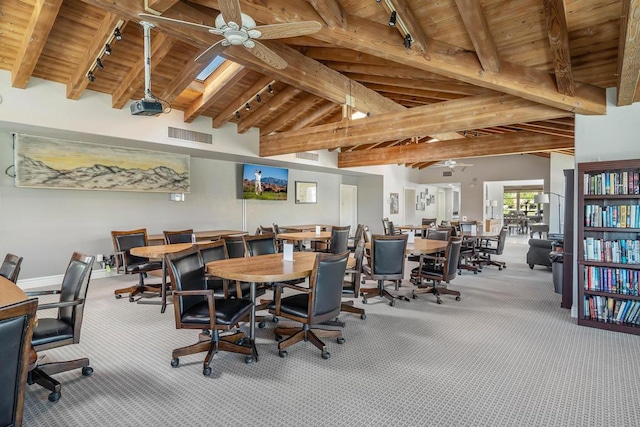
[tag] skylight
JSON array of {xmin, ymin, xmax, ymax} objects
[{"xmin": 195, "ymin": 56, "xmax": 226, "ymax": 81}]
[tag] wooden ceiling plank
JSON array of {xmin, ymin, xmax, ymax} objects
[
  {"xmin": 212, "ymin": 75, "xmax": 274, "ymax": 128},
  {"xmin": 147, "ymin": 0, "xmax": 180, "ymax": 14},
  {"xmin": 11, "ymin": 0, "xmax": 64, "ymax": 89},
  {"xmin": 66, "ymin": 13, "xmax": 123, "ymax": 100},
  {"xmin": 543, "ymin": 0, "xmax": 575, "ymax": 96},
  {"xmin": 290, "ymin": 101, "xmax": 339, "ymax": 130},
  {"xmin": 309, "ymin": 0, "xmax": 346, "ymax": 30},
  {"xmin": 260, "ymin": 94, "xmax": 320, "ymax": 136},
  {"xmin": 159, "ymin": 50, "xmax": 208, "ymax": 104},
  {"xmin": 112, "ymin": 32, "xmax": 175, "ymax": 109},
  {"xmin": 387, "ymin": 0, "xmax": 429, "ymax": 54},
  {"xmin": 616, "ymin": 0, "xmax": 640, "ymax": 105},
  {"xmin": 454, "ymin": 0, "xmax": 501, "ymax": 73},
  {"xmin": 237, "ymin": 86, "xmax": 301, "ymax": 134},
  {"xmin": 260, "ymin": 93, "xmax": 571, "ymax": 156},
  {"xmin": 337, "ymin": 132, "xmax": 573, "ymax": 168},
  {"xmin": 184, "ymin": 62, "xmax": 248, "ymax": 123}
]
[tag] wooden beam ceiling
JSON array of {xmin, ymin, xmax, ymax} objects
[
  {"xmin": 542, "ymin": 0, "xmax": 575, "ymax": 96},
  {"xmin": 454, "ymin": 0, "xmax": 501, "ymax": 74},
  {"xmin": 616, "ymin": 0, "xmax": 640, "ymax": 105}
]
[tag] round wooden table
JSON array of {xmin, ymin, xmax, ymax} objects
[
  {"xmin": 0, "ymin": 276, "xmax": 38, "ymax": 370},
  {"xmin": 277, "ymin": 231, "xmax": 331, "ymax": 251}
]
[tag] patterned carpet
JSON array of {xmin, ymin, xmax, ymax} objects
[{"xmin": 22, "ymin": 241, "xmax": 640, "ymax": 426}]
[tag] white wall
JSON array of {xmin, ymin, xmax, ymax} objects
[{"xmin": 549, "ymin": 153, "xmax": 574, "ymax": 233}]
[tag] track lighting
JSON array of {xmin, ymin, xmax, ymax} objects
[
  {"xmin": 268, "ymin": 85, "xmax": 274, "ymax": 94},
  {"xmin": 87, "ymin": 71, "xmax": 95, "ymax": 82},
  {"xmin": 404, "ymin": 34, "xmax": 412, "ymax": 48},
  {"xmin": 104, "ymin": 43, "xmax": 111, "ymax": 55},
  {"xmin": 96, "ymin": 58, "xmax": 104, "ymax": 69},
  {"xmin": 114, "ymin": 28, "xmax": 122, "ymax": 41},
  {"xmin": 245, "ymin": 103, "xmax": 250, "ymax": 111},
  {"xmin": 389, "ymin": 11, "xmax": 397, "ymax": 27},
  {"xmin": 235, "ymin": 111, "xmax": 241, "ymax": 119},
  {"xmin": 256, "ymin": 94, "xmax": 261, "ymax": 103}
]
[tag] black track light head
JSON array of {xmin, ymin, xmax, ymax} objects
[
  {"xmin": 245, "ymin": 103, "xmax": 250, "ymax": 111},
  {"xmin": 114, "ymin": 28, "xmax": 122, "ymax": 41},
  {"xmin": 104, "ymin": 43, "xmax": 111, "ymax": 55},
  {"xmin": 256, "ymin": 94, "xmax": 261, "ymax": 103},
  {"xmin": 87, "ymin": 71, "xmax": 95, "ymax": 82},
  {"xmin": 404, "ymin": 34, "xmax": 412, "ymax": 48},
  {"xmin": 389, "ymin": 11, "xmax": 397, "ymax": 27},
  {"xmin": 235, "ymin": 111, "xmax": 241, "ymax": 119},
  {"xmin": 268, "ymin": 84, "xmax": 274, "ymax": 94},
  {"xmin": 96, "ymin": 58, "xmax": 104, "ymax": 69}
]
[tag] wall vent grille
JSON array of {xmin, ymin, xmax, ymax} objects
[
  {"xmin": 168, "ymin": 127, "xmax": 212, "ymax": 144},
  {"xmin": 443, "ymin": 170, "xmax": 453, "ymax": 177},
  {"xmin": 295, "ymin": 152, "xmax": 319, "ymax": 161}
]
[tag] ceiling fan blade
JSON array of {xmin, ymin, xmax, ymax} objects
[
  {"xmin": 247, "ymin": 40, "xmax": 288, "ymax": 69},
  {"xmin": 195, "ymin": 40, "xmax": 226, "ymax": 64},
  {"xmin": 254, "ymin": 21, "xmax": 322, "ymax": 39},
  {"xmin": 218, "ymin": 0, "xmax": 243, "ymax": 27},
  {"xmin": 138, "ymin": 13, "xmax": 222, "ymax": 35}
]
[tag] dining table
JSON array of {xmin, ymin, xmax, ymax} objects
[
  {"xmin": 278, "ymin": 224, "xmax": 329, "ymax": 232},
  {"xmin": 365, "ymin": 238, "xmax": 449, "ymax": 255},
  {"xmin": 147, "ymin": 229, "xmax": 246, "ymax": 245},
  {"xmin": 1, "ymin": 276, "xmax": 38, "ymax": 370},
  {"xmin": 277, "ymin": 231, "xmax": 332, "ymax": 251},
  {"xmin": 206, "ymin": 251, "xmax": 354, "ymax": 362}
]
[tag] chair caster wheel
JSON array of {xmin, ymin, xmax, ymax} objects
[
  {"xmin": 245, "ymin": 355, "xmax": 254, "ymax": 364},
  {"xmin": 275, "ymin": 334, "xmax": 283, "ymax": 342},
  {"xmin": 171, "ymin": 358, "xmax": 179, "ymax": 367},
  {"xmin": 389, "ymin": 300, "xmax": 395, "ymax": 306},
  {"xmin": 115, "ymin": 294, "xmax": 122, "ymax": 299},
  {"xmin": 258, "ymin": 321, "xmax": 266, "ymax": 329},
  {"xmin": 321, "ymin": 351, "xmax": 330, "ymax": 360},
  {"xmin": 279, "ymin": 350, "xmax": 288, "ymax": 358},
  {"xmin": 499, "ymin": 267, "xmax": 503, "ymax": 271},
  {"xmin": 437, "ymin": 299, "xmax": 443, "ymax": 304},
  {"xmin": 128, "ymin": 297, "xmax": 135, "ymax": 302},
  {"xmin": 203, "ymin": 367, "xmax": 212, "ymax": 376},
  {"xmin": 48, "ymin": 392, "xmax": 61, "ymax": 402},
  {"xmin": 236, "ymin": 338, "xmax": 244, "ymax": 346},
  {"xmin": 529, "ymin": 264, "xmax": 534, "ymax": 269},
  {"xmin": 272, "ymin": 316, "xmax": 279, "ymax": 323},
  {"xmin": 360, "ymin": 314, "xmax": 366, "ymax": 320},
  {"xmin": 474, "ymin": 271, "xmax": 478, "ymax": 274},
  {"xmin": 82, "ymin": 366, "xmax": 94, "ymax": 376},
  {"xmin": 337, "ymin": 337, "xmax": 345, "ymax": 344},
  {"xmin": 456, "ymin": 296, "xmax": 461, "ymax": 301},
  {"xmin": 362, "ymin": 298, "xmax": 367, "ymax": 304}
]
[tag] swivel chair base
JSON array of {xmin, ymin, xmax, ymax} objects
[{"xmin": 28, "ymin": 357, "xmax": 93, "ymax": 402}]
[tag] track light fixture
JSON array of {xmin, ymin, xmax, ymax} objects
[
  {"xmin": 235, "ymin": 111, "xmax": 241, "ymax": 119},
  {"xmin": 268, "ymin": 85, "xmax": 274, "ymax": 94},
  {"xmin": 256, "ymin": 94, "xmax": 261, "ymax": 103},
  {"xmin": 104, "ymin": 43, "xmax": 111, "ymax": 55},
  {"xmin": 389, "ymin": 11, "xmax": 397, "ymax": 27},
  {"xmin": 87, "ymin": 71, "xmax": 95, "ymax": 82},
  {"xmin": 245, "ymin": 103, "xmax": 250, "ymax": 111},
  {"xmin": 96, "ymin": 58, "xmax": 104, "ymax": 69},
  {"xmin": 114, "ymin": 28, "xmax": 122, "ymax": 41},
  {"xmin": 404, "ymin": 34, "xmax": 412, "ymax": 48}
]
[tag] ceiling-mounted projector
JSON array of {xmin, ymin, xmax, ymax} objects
[{"xmin": 130, "ymin": 99, "xmax": 162, "ymax": 116}]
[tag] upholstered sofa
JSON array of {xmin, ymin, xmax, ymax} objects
[{"xmin": 526, "ymin": 238, "xmax": 553, "ymax": 269}]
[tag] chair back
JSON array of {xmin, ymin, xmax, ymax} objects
[
  {"xmin": 223, "ymin": 235, "xmax": 246, "ymax": 258},
  {"xmin": 0, "ymin": 253, "xmax": 23, "ymax": 283},
  {"xmin": 344, "ymin": 240, "xmax": 365, "ymax": 297},
  {"xmin": 495, "ymin": 226, "xmax": 508, "ymax": 255},
  {"xmin": 0, "ymin": 298, "xmax": 37, "ymax": 427},
  {"xmin": 353, "ymin": 224, "xmax": 364, "ymax": 245},
  {"xmin": 371, "ymin": 234, "xmax": 408, "ymax": 279},
  {"xmin": 163, "ymin": 229, "xmax": 194, "ymax": 244},
  {"xmin": 243, "ymin": 233, "xmax": 278, "ymax": 256},
  {"xmin": 381, "ymin": 218, "xmax": 391, "ymax": 235},
  {"xmin": 58, "ymin": 252, "xmax": 95, "ymax": 344},
  {"xmin": 426, "ymin": 228, "xmax": 450, "ymax": 241},
  {"xmin": 444, "ymin": 238, "xmax": 463, "ymax": 282},
  {"xmin": 198, "ymin": 240, "xmax": 228, "ymax": 265},
  {"xmin": 309, "ymin": 251, "xmax": 350, "ymax": 323},
  {"xmin": 165, "ymin": 247, "xmax": 207, "ymax": 320},
  {"xmin": 458, "ymin": 221, "xmax": 477, "ymax": 234},
  {"xmin": 257, "ymin": 225, "xmax": 274, "ymax": 234},
  {"xmin": 387, "ymin": 221, "xmax": 397, "ymax": 236},
  {"xmin": 272, "ymin": 223, "xmax": 282, "ymax": 235},
  {"xmin": 111, "ymin": 228, "xmax": 150, "ymax": 272},
  {"xmin": 330, "ymin": 225, "xmax": 351, "ymax": 254},
  {"xmin": 422, "ymin": 218, "xmax": 437, "ymax": 228}
]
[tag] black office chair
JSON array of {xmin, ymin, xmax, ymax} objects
[
  {"xmin": 360, "ymin": 234, "xmax": 409, "ymax": 306},
  {"xmin": 411, "ymin": 237, "xmax": 463, "ymax": 304},
  {"xmin": 223, "ymin": 235, "xmax": 246, "ymax": 259},
  {"xmin": 0, "ymin": 298, "xmax": 37, "ymax": 427},
  {"xmin": 327, "ymin": 225, "xmax": 350, "ymax": 254},
  {"xmin": 341, "ymin": 240, "xmax": 366, "ymax": 320},
  {"xmin": 347, "ymin": 224, "xmax": 365, "ymax": 252},
  {"xmin": 270, "ymin": 251, "xmax": 350, "ymax": 359},
  {"xmin": 111, "ymin": 228, "xmax": 163, "ymax": 301},
  {"xmin": 476, "ymin": 226, "xmax": 508, "ymax": 270},
  {"xmin": 0, "ymin": 253, "xmax": 23, "ymax": 283},
  {"xmin": 26, "ymin": 252, "xmax": 95, "ymax": 402},
  {"xmin": 165, "ymin": 246, "xmax": 256, "ymax": 375},
  {"xmin": 164, "ymin": 229, "xmax": 194, "ymax": 244}
]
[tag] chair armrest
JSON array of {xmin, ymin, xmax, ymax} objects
[
  {"xmin": 271, "ymin": 282, "xmax": 310, "ymax": 315},
  {"xmin": 37, "ymin": 299, "xmax": 82, "ymax": 311},
  {"xmin": 273, "ymin": 282, "xmax": 310, "ymax": 294},
  {"xmin": 25, "ymin": 289, "xmax": 61, "ymax": 297},
  {"xmin": 173, "ymin": 289, "xmax": 216, "ymax": 329},
  {"xmin": 114, "ymin": 250, "xmax": 127, "ymax": 273}
]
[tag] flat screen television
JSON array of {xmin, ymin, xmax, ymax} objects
[{"xmin": 242, "ymin": 163, "xmax": 288, "ymax": 200}]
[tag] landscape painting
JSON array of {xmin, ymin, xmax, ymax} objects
[
  {"xmin": 242, "ymin": 163, "xmax": 288, "ymax": 200},
  {"xmin": 14, "ymin": 134, "xmax": 190, "ymax": 193}
]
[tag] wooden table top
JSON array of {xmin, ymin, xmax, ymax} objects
[
  {"xmin": 396, "ymin": 225, "xmax": 431, "ymax": 231},
  {"xmin": 130, "ymin": 243, "xmax": 194, "ymax": 258},
  {"xmin": 147, "ymin": 229, "xmax": 245, "ymax": 244},
  {"xmin": 0, "ymin": 276, "xmax": 28, "ymax": 307},
  {"xmin": 277, "ymin": 231, "xmax": 332, "ymax": 241},
  {"xmin": 461, "ymin": 230, "xmax": 500, "ymax": 239},
  {"xmin": 279, "ymin": 224, "xmax": 329, "ymax": 232},
  {"xmin": 365, "ymin": 238, "xmax": 448, "ymax": 255}
]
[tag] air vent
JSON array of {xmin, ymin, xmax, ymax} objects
[
  {"xmin": 168, "ymin": 127, "xmax": 212, "ymax": 144},
  {"xmin": 295, "ymin": 152, "xmax": 319, "ymax": 161},
  {"xmin": 443, "ymin": 170, "xmax": 453, "ymax": 177}
]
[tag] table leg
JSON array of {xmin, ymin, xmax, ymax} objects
[
  {"xmin": 136, "ymin": 258, "xmax": 167, "ymax": 311},
  {"xmin": 249, "ymin": 281, "xmax": 259, "ymax": 362}
]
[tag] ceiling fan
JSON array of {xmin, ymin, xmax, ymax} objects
[
  {"xmin": 433, "ymin": 159, "xmax": 474, "ymax": 171},
  {"xmin": 139, "ymin": 0, "xmax": 322, "ymax": 69}
]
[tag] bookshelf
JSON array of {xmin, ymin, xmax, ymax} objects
[{"xmin": 577, "ymin": 159, "xmax": 640, "ymax": 334}]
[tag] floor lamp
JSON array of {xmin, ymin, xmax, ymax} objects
[
  {"xmin": 534, "ymin": 193, "xmax": 565, "ymax": 233},
  {"xmin": 490, "ymin": 199, "xmax": 498, "ymax": 218}
]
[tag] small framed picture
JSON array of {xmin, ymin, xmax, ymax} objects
[
  {"xmin": 416, "ymin": 203, "xmax": 421, "ymax": 210},
  {"xmin": 420, "ymin": 202, "xmax": 426, "ymax": 211}
]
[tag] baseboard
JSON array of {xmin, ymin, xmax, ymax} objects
[
  {"xmin": 571, "ymin": 305, "xmax": 578, "ymax": 318},
  {"xmin": 17, "ymin": 268, "xmax": 117, "ymax": 290}
]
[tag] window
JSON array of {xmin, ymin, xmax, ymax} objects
[
  {"xmin": 502, "ymin": 186, "xmax": 544, "ymax": 217},
  {"xmin": 195, "ymin": 56, "xmax": 226, "ymax": 81}
]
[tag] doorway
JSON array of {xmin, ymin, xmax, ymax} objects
[{"xmin": 340, "ymin": 184, "xmax": 358, "ymax": 235}]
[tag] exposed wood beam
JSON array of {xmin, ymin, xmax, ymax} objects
[
  {"xmin": 338, "ymin": 132, "xmax": 573, "ymax": 168},
  {"xmin": 543, "ymin": 0, "xmax": 575, "ymax": 96},
  {"xmin": 145, "ymin": 0, "xmax": 180, "ymax": 14},
  {"xmin": 260, "ymin": 94, "xmax": 321, "ymax": 136},
  {"xmin": 184, "ymin": 62, "xmax": 248, "ymax": 122},
  {"xmin": 260, "ymin": 93, "xmax": 571, "ymax": 156},
  {"xmin": 11, "ymin": 0, "xmax": 64, "ymax": 89},
  {"xmin": 212, "ymin": 75, "xmax": 274, "ymax": 128},
  {"xmin": 616, "ymin": 0, "xmax": 640, "ymax": 105},
  {"xmin": 237, "ymin": 86, "xmax": 301, "ymax": 134},
  {"xmin": 386, "ymin": 0, "xmax": 429, "ymax": 54},
  {"xmin": 326, "ymin": 61, "xmax": 459, "ymax": 82},
  {"xmin": 454, "ymin": 0, "xmax": 500, "ymax": 73},
  {"xmin": 309, "ymin": 0, "xmax": 346, "ymax": 30},
  {"xmin": 159, "ymin": 49, "xmax": 208, "ymax": 104},
  {"xmin": 112, "ymin": 32, "xmax": 175, "ymax": 109},
  {"xmin": 66, "ymin": 13, "xmax": 123, "ymax": 100},
  {"xmin": 289, "ymin": 101, "xmax": 339, "ymax": 130},
  {"xmin": 348, "ymin": 73, "xmax": 493, "ymax": 96}
]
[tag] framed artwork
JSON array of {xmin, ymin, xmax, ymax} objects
[
  {"xmin": 14, "ymin": 134, "xmax": 189, "ymax": 192},
  {"xmin": 295, "ymin": 181, "xmax": 317, "ymax": 203},
  {"xmin": 430, "ymin": 194, "xmax": 436, "ymax": 203},
  {"xmin": 390, "ymin": 192, "xmax": 399, "ymax": 214},
  {"xmin": 420, "ymin": 191, "xmax": 426, "ymax": 199},
  {"xmin": 426, "ymin": 198, "xmax": 431, "ymax": 206},
  {"xmin": 416, "ymin": 203, "xmax": 421, "ymax": 210}
]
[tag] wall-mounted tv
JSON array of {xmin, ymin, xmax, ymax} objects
[{"xmin": 242, "ymin": 163, "xmax": 288, "ymax": 200}]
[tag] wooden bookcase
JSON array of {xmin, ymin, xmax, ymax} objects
[{"xmin": 577, "ymin": 159, "xmax": 640, "ymax": 334}]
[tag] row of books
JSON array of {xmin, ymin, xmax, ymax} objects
[
  {"xmin": 584, "ymin": 170, "xmax": 640, "ymax": 195},
  {"xmin": 583, "ymin": 266, "xmax": 640, "ymax": 295},
  {"xmin": 584, "ymin": 204, "xmax": 640, "ymax": 228},
  {"xmin": 583, "ymin": 295, "xmax": 640, "ymax": 326},
  {"xmin": 583, "ymin": 237, "xmax": 640, "ymax": 264}
]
